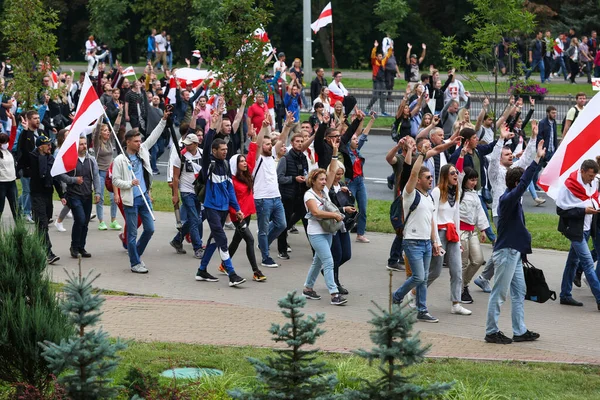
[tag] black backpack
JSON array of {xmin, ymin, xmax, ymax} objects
[
  {"xmin": 193, "ymin": 159, "xmax": 230, "ymax": 203},
  {"xmin": 390, "ymin": 190, "xmax": 431, "ymax": 234},
  {"xmin": 561, "ymin": 107, "xmax": 579, "ymax": 135},
  {"xmin": 523, "ymin": 260, "xmax": 556, "ymax": 303}
]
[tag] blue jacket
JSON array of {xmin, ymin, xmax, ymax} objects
[
  {"xmin": 284, "ymin": 92, "xmax": 300, "ymax": 122},
  {"xmin": 346, "ymin": 134, "xmax": 368, "ymax": 179},
  {"xmin": 537, "ymin": 116, "xmax": 558, "ymax": 154},
  {"xmin": 449, "ymin": 140, "xmax": 497, "ymax": 188},
  {"xmin": 495, "ymin": 160, "xmax": 540, "ymax": 255},
  {"xmin": 202, "ymin": 129, "xmax": 241, "ymax": 212},
  {"xmin": 174, "ymin": 88, "xmax": 202, "ymax": 125},
  {"xmin": 147, "ymin": 36, "xmax": 155, "ymax": 52}
]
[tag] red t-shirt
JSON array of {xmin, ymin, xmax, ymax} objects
[
  {"xmin": 229, "ymin": 176, "xmax": 256, "ymax": 221},
  {"xmin": 248, "ymin": 102, "xmax": 268, "ymax": 133},
  {"xmin": 351, "ymin": 150, "xmax": 363, "ymax": 179}
]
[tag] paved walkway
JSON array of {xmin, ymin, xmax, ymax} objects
[{"xmin": 6, "ymin": 204, "xmax": 600, "ymax": 364}]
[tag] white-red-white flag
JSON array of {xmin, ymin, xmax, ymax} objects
[
  {"xmin": 311, "ymin": 3, "xmax": 332, "ymax": 34},
  {"xmin": 122, "ymin": 66, "xmax": 136, "ymax": 77},
  {"xmin": 538, "ymin": 92, "xmax": 600, "ymax": 199},
  {"xmin": 50, "ymin": 71, "xmax": 59, "ymax": 89},
  {"xmin": 51, "ymin": 74, "xmax": 104, "ymax": 176}
]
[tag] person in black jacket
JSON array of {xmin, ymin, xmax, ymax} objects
[
  {"xmin": 16, "ymin": 110, "xmax": 45, "ymax": 222},
  {"xmin": 556, "ymin": 160, "xmax": 600, "ymax": 310},
  {"xmin": 310, "ymin": 68, "xmax": 328, "ymax": 103},
  {"xmin": 27, "ymin": 135, "xmax": 66, "ymax": 264}
]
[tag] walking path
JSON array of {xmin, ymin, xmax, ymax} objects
[{"xmin": 9, "ymin": 204, "xmax": 600, "ymax": 364}]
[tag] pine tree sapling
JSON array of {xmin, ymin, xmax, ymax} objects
[
  {"xmin": 347, "ymin": 303, "xmax": 452, "ymax": 399},
  {"xmin": 229, "ymin": 291, "xmax": 338, "ymax": 400},
  {"xmin": 0, "ymin": 221, "xmax": 73, "ymax": 393},
  {"xmin": 40, "ymin": 269, "xmax": 127, "ymax": 400}
]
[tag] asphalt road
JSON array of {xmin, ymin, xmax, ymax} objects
[{"xmin": 152, "ymin": 135, "xmax": 555, "ymax": 214}]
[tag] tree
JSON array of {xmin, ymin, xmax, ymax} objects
[
  {"xmin": 88, "ymin": 0, "xmax": 129, "ymax": 51},
  {"xmin": 552, "ymin": 0, "xmax": 600, "ymax": 38},
  {"xmin": 40, "ymin": 268, "xmax": 127, "ymax": 400},
  {"xmin": 228, "ymin": 291, "xmax": 338, "ymax": 400},
  {"xmin": 374, "ymin": 0, "xmax": 410, "ymax": 38},
  {"xmin": 1, "ymin": 0, "xmax": 60, "ymax": 110},
  {"xmin": 346, "ymin": 303, "xmax": 452, "ymax": 399},
  {"xmin": 0, "ymin": 221, "xmax": 73, "ymax": 394}
]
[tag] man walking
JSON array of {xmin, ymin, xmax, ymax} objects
[
  {"xmin": 525, "ymin": 31, "xmax": 546, "ymax": 83},
  {"xmin": 366, "ymin": 40, "xmax": 392, "ymax": 116},
  {"xmin": 556, "ymin": 160, "xmax": 600, "ymax": 310},
  {"xmin": 112, "ymin": 112, "xmax": 168, "ymax": 273},
  {"xmin": 60, "ymin": 137, "xmax": 101, "ymax": 258}
]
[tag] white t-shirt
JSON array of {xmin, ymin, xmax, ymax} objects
[
  {"xmin": 402, "ymin": 189, "xmax": 435, "ymax": 240},
  {"xmin": 155, "ymin": 34, "xmax": 166, "ymax": 52},
  {"xmin": 304, "ymin": 188, "xmax": 331, "ymax": 235},
  {"xmin": 273, "ymin": 61, "xmax": 287, "ymax": 81},
  {"xmin": 170, "ymin": 148, "xmax": 202, "ymax": 193},
  {"xmin": 478, "ymin": 126, "xmax": 494, "ymax": 144},
  {"xmin": 253, "ymin": 154, "xmax": 281, "ymax": 199}
]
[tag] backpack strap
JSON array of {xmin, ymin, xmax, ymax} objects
[
  {"xmin": 403, "ymin": 190, "xmax": 422, "ymax": 225},
  {"xmin": 252, "ymin": 157, "xmax": 264, "ymax": 178}
]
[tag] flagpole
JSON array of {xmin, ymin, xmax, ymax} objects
[
  {"xmin": 102, "ymin": 110, "xmax": 156, "ymax": 221},
  {"xmin": 330, "ymin": 20, "xmax": 335, "ymax": 75}
]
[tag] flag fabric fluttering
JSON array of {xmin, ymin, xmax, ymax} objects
[
  {"xmin": 311, "ymin": 3, "xmax": 332, "ymax": 34},
  {"xmin": 538, "ymin": 92, "xmax": 600, "ymax": 199},
  {"xmin": 122, "ymin": 66, "xmax": 136, "ymax": 77},
  {"xmin": 51, "ymin": 74, "xmax": 104, "ymax": 176},
  {"xmin": 50, "ymin": 71, "xmax": 59, "ymax": 89}
]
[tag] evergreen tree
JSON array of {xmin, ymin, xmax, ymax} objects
[
  {"xmin": 0, "ymin": 221, "xmax": 73, "ymax": 393},
  {"xmin": 40, "ymin": 267, "xmax": 127, "ymax": 400},
  {"xmin": 346, "ymin": 303, "xmax": 452, "ymax": 399},
  {"xmin": 229, "ymin": 291, "xmax": 338, "ymax": 400}
]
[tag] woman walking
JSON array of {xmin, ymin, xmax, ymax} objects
[
  {"xmin": 303, "ymin": 143, "xmax": 347, "ymax": 306},
  {"xmin": 0, "ymin": 132, "xmax": 17, "ymax": 221},
  {"xmin": 93, "ymin": 121, "xmax": 121, "ymax": 231}
]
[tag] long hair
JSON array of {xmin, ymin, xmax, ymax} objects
[
  {"xmin": 437, "ymin": 163, "xmax": 459, "ymax": 204},
  {"xmin": 460, "ymin": 167, "xmax": 479, "ymax": 202},
  {"xmin": 419, "ymin": 113, "xmax": 433, "ymax": 129},
  {"xmin": 235, "ymin": 155, "xmax": 253, "ymax": 191},
  {"xmin": 0, "ymin": 133, "xmax": 8, "ymax": 159}
]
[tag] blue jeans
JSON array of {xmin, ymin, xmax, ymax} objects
[
  {"xmin": 305, "ymin": 233, "xmax": 337, "ymax": 294},
  {"xmin": 147, "ymin": 51, "xmax": 154, "ymax": 62},
  {"xmin": 68, "ymin": 195, "xmax": 92, "ymax": 250},
  {"xmin": 485, "ymin": 248, "xmax": 527, "ymax": 336},
  {"xmin": 479, "ymin": 194, "xmax": 496, "ymax": 242},
  {"xmin": 97, "ymin": 170, "xmax": 117, "ymax": 221},
  {"xmin": 557, "ymin": 56, "xmax": 568, "ymax": 80},
  {"xmin": 560, "ymin": 230, "xmax": 600, "ymax": 303},
  {"xmin": 347, "ymin": 176, "xmax": 367, "ymax": 236},
  {"xmin": 388, "ymin": 233, "xmax": 403, "ymax": 266},
  {"xmin": 123, "ymin": 194, "xmax": 155, "ymax": 268},
  {"xmin": 150, "ymin": 137, "xmax": 166, "ymax": 173},
  {"xmin": 525, "ymin": 58, "xmax": 546, "ymax": 82},
  {"xmin": 595, "ymin": 65, "xmax": 600, "ymax": 78},
  {"xmin": 527, "ymin": 180, "xmax": 538, "ymax": 199},
  {"xmin": 255, "ymin": 197, "xmax": 287, "ymax": 261},
  {"xmin": 393, "ymin": 239, "xmax": 431, "ymax": 313},
  {"xmin": 167, "ymin": 52, "xmax": 173, "ymax": 70},
  {"xmin": 173, "ymin": 192, "xmax": 203, "ymax": 250},
  {"xmin": 18, "ymin": 176, "xmax": 31, "ymax": 216}
]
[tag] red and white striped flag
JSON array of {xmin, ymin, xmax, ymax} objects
[
  {"xmin": 50, "ymin": 71, "xmax": 59, "ymax": 88},
  {"xmin": 311, "ymin": 2, "xmax": 332, "ymax": 34},
  {"xmin": 122, "ymin": 66, "xmax": 136, "ymax": 77},
  {"xmin": 539, "ymin": 92, "xmax": 600, "ymax": 199},
  {"xmin": 51, "ymin": 74, "xmax": 104, "ymax": 176}
]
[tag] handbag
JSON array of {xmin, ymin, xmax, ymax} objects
[
  {"xmin": 335, "ymin": 189, "xmax": 358, "ymax": 231},
  {"xmin": 308, "ymin": 189, "xmax": 343, "ymax": 233}
]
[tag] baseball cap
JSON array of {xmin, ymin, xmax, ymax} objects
[
  {"xmin": 411, "ymin": 54, "xmax": 417, "ymax": 59},
  {"xmin": 36, "ymin": 135, "xmax": 51, "ymax": 147},
  {"xmin": 182, "ymin": 133, "xmax": 199, "ymax": 145},
  {"xmin": 277, "ymin": 52, "xmax": 285, "ymax": 58}
]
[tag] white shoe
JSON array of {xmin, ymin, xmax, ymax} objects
[
  {"xmin": 534, "ymin": 197, "xmax": 546, "ymax": 206},
  {"xmin": 451, "ymin": 304, "xmax": 472, "ymax": 315},
  {"xmin": 54, "ymin": 221, "xmax": 66, "ymax": 232},
  {"xmin": 25, "ymin": 215, "xmax": 34, "ymax": 224},
  {"xmin": 403, "ymin": 291, "xmax": 416, "ymax": 309}
]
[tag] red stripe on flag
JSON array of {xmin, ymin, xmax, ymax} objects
[
  {"xmin": 71, "ymin": 84, "xmax": 101, "ymax": 128},
  {"xmin": 319, "ymin": 9, "xmax": 332, "ymax": 18},
  {"xmin": 62, "ymin": 142, "xmax": 79, "ymax": 173},
  {"xmin": 560, "ymin": 115, "xmax": 600, "ymax": 175}
]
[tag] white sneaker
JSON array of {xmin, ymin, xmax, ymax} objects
[
  {"xmin": 402, "ymin": 291, "xmax": 416, "ymax": 309},
  {"xmin": 451, "ymin": 304, "xmax": 472, "ymax": 315},
  {"xmin": 131, "ymin": 263, "xmax": 149, "ymax": 274},
  {"xmin": 25, "ymin": 215, "xmax": 34, "ymax": 224},
  {"xmin": 54, "ymin": 221, "xmax": 66, "ymax": 232},
  {"xmin": 534, "ymin": 197, "xmax": 546, "ymax": 206}
]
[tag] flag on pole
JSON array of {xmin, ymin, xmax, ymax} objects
[
  {"xmin": 51, "ymin": 74, "xmax": 104, "ymax": 176},
  {"xmin": 311, "ymin": 3, "xmax": 332, "ymax": 34},
  {"xmin": 50, "ymin": 71, "xmax": 59, "ymax": 88},
  {"xmin": 122, "ymin": 66, "xmax": 136, "ymax": 77},
  {"xmin": 538, "ymin": 92, "xmax": 600, "ymax": 199}
]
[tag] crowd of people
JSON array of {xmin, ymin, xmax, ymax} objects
[{"xmin": 0, "ymin": 28, "xmax": 598, "ymax": 343}]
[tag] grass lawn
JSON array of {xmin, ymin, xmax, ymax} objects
[{"xmin": 2, "ymin": 341, "xmax": 597, "ymax": 399}]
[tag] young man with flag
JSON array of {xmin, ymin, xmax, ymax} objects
[
  {"xmin": 484, "ymin": 139, "xmax": 545, "ymax": 345},
  {"xmin": 59, "ymin": 136, "xmax": 101, "ymax": 259},
  {"xmin": 556, "ymin": 160, "xmax": 600, "ymax": 310},
  {"xmin": 112, "ymin": 111, "xmax": 169, "ymax": 274}
]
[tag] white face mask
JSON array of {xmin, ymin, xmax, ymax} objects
[{"xmin": 0, "ymin": 143, "xmax": 8, "ymax": 150}]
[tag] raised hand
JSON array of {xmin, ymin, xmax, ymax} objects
[
  {"xmin": 422, "ymin": 43, "xmax": 426, "ymax": 49},
  {"xmin": 531, "ymin": 119, "xmax": 539, "ymax": 138},
  {"xmin": 323, "ymin": 112, "xmax": 331, "ymax": 124},
  {"xmin": 500, "ymin": 124, "xmax": 514, "ymax": 140},
  {"xmin": 407, "ymin": 43, "xmax": 412, "ymax": 49},
  {"xmin": 530, "ymin": 97, "xmax": 535, "ymax": 107},
  {"xmin": 482, "ymin": 98, "xmax": 490, "ymax": 108},
  {"xmin": 374, "ymin": 40, "xmax": 379, "ymax": 47},
  {"xmin": 241, "ymin": 93, "xmax": 248, "ymax": 105},
  {"xmin": 536, "ymin": 139, "xmax": 546, "ymax": 159}
]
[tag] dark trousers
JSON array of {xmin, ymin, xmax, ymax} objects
[
  {"xmin": 388, "ymin": 233, "xmax": 403, "ymax": 266},
  {"xmin": 229, "ymin": 216, "xmax": 259, "ymax": 272},
  {"xmin": 31, "ymin": 193, "xmax": 53, "ymax": 255},
  {"xmin": 277, "ymin": 196, "xmax": 308, "ymax": 253},
  {"xmin": 200, "ymin": 208, "xmax": 236, "ymax": 274},
  {"xmin": 68, "ymin": 194, "xmax": 92, "ymax": 251},
  {"xmin": 0, "ymin": 180, "xmax": 18, "ymax": 220},
  {"xmin": 569, "ymin": 59, "xmax": 579, "ymax": 83},
  {"xmin": 543, "ymin": 56, "xmax": 554, "ymax": 80},
  {"xmin": 366, "ymin": 80, "xmax": 386, "ymax": 113},
  {"xmin": 384, "ymin": 70, "xmax": 396, "ymax": 97},
  {"xmin": 331, "ymin": 230, "xmax": 351, "ymax": 286}
]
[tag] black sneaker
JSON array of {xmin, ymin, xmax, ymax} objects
[
  {"xmin": 79, "ymin": 248, "xmax": 92, "ymax": 258},
  {"xmin": 484, "ymin": 331, "xmax": 513, "ymax": 344},
  {"xmin": 513, "ymin": 330, "xmax": 540, "ymax": 342},
  {"xmin": 416, "ymin": 312, "xmax": 439, "ymax": 323},
  {"xmin": 461, "ymin": 286, "xmax": 474, "ymax": 304},
  {"xmin": 574, "ymin": 270, "xmax": 583, "ymax": 287},
  {"xmin": 277, "ymin": 252, "xmax": 290, "ymax": 260},
  {"xmin": 289, "ymin": 226, "xmax": 299, "ymax": 234},
  {"xmin": 228, "ymin": 274, "xmax": 246, "ymax": 287},
  {"xmin": 303, "ymin": 289, "xmax": 321, "ymax": 300},
  {"xmin": 560, "ymin": 297, "xmax": 583, "ymax": 306},
  {"xmin": 195, "ymin": 270, "xmax": 219, "ymax": 282},
  {"xmin": 337, "ymin": 285, "xmax": 349, "ymax": 295},
  {"xmin": 70, "ymin": 247, "xmax": 79, "ymax": 258},
  {"xmin": 330, "ymin": 295, "xmax": 348, "ymax": 305},
  {"xmin": 170, "ymin": 240, "xmax": 187, "ymax": 254},
  {"xmin": 47, "ymin": 254, "xmax": 60, "ymax": 265},
  {"xmin": 261, "ymin": 257, "xmax": 279, "ymax": 268},
  {"xmin": 386, "ymin": 263, "xmax": 405, "ymax": 272}
]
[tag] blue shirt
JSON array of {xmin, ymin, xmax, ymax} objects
[
  {"xmin": 128, "ymin": 153, "xmax": 147, "ymax": 197},
  {"xmin": 284, "ymin": 93, "xmax": 300, "ymax": 123}
]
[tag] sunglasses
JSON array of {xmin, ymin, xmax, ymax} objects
[
  {"xmin": 424, "ymin": 175, "xmax": 433, "ymax": 180},
  {"xmin": 449, "ymin": 171, "xmax": 458, "ymax": 176},
  {"xmin": 328, "ymin": 135, "xmax": 341, "ymax": 139}
]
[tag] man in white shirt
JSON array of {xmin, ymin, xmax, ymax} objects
[
  {"xmin": 153, "ymin": 30, "xmax": 167, "ymax": 70},
  {"xmin": 328, "ymin": 71, "xmax": 357, "ymax": 116},
  {"xmin": 273, "ymin": 52, "xmax": 287, "ymax": 82}
]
